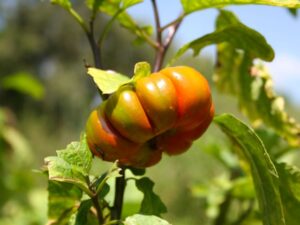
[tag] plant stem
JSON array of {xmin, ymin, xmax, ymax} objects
[
  {"xmin": 163, "ymin": 18, "xmax": 182, "ymax": 60},
  {"xmin": 69, "ymin": 8, "xmax": 89, "ymax": 34},
  {"xmin": 214, "ymin": 168, "xmax": 243, "ymax": 225},
  {"xmin": 111, "ymin": 166, "xmax": 126, "ymax": 222},
  {"xmin": 87, "ymin": 19, "xmax": 102, "ymax": 69},
  {"xmin": 151, "ymin": 0, "xmax": 183, "ymax": 72},
  {"xmin": 98, "ymin": 9, "xmax": 124, "ymax": 48},
  {"xmin": 214, "ymin": 193, "xmax": 232, "ymax": 225},
  {"xmin": 85, "ymin": 12, "xmax": 109, "ymax": 100},
  {"xmin": 86, "ymin": 176, "xmax": 104, "ymax": 225},
  {"xmin": 151, "ymin": 0, "xmax": 163, "ymax": 72},
  {"xmin": 160, "ymin": 13, "xmax": 185, "ymax": 31},
  {"xmin": 91, "ymin": 193, "xmax": 105, "ymax": 225},
  {"xmin": 151, "ymin": 0, "xmax": 162, "ymax": 44},
  {"xmin": 67, "ymin": 7, "xmax": 102, "ymax": 68}
]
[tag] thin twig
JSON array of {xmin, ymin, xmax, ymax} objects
[
  {"xmin": 68, "ymin": 7, "xmax": 101, "ymax": 68},
  {"xmin": 68, "ymin": 8, "xmax": 89, "ymax": 33},
  {"xmin": 98, "ymin": 9, "xmax": 124, "ymax": 48},
  {"xmin": 160, "ymin": 13, "xmax": 185, "ymax": 31},
  {"xmin": 153, "ymin": 17, "xmax": 183, "ymax": 72},
  {"xmin": 87, "ymin": 176, "xmax": 105, "ymax": 225},
  {"xmin": 153, "ymin": 48, "xmax": 164, "ymax": 72},
  {"xmin": 151, "ymin": 0, "xmax": 164, "ymax": 72},
  {"xmin": 163, "ymin": 17, "xmax": 183, "ymax": 54},
  {"xmin": 111, "ymin": 166, "xmax": 126, "ymax": 222},
  {"xmin": 91, "ymin": 194, "xmax": 105, "ymax": 225},
  {"xmin": 214, "ymin": 193, "xmax": 232, "ymax": 225},
  {"xmin": 151, "ymin": 0, "xmax": 162, "ymax": 43},
  {"xmin": 151, "ymin": 0, "xmax": 184, "ymax": 72},
  {"xmin": 87, "ymin": 19, "xmax": 102, "ymax": 69},
  {"xmin": 85, "ymin": 12, "xmax": 108, "ymax": 100}
]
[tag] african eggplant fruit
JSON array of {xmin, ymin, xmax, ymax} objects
[{"xmin": 86, "ymin": 66, "xmax": 214, "ymax": 168}]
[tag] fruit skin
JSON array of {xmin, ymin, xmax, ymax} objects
[
  {"xmin": 156, "ymin": 104, "xmax": 214, "ymax": 155},
  {"xmin": 86, "ymin": 66, "xmax": 214, "ymax": 168}
]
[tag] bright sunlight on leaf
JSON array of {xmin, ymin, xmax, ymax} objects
[
  {"xmin": 87, "ymin": 67, "xmax": 130, "ymax": 94},
  {"xmin": 180, "ymin": 0, "xmax": 300, "ymax": 14},
  {"xmin": 45, "ymin": 134, "xmax": 93, "ymax": 196},
  {"xmin": 51, "ymin": 0, "xmax": 72, "ymax": 10},
  {"xmin": 132, "ymin": 61, "xmax": 151, "ymax": 82},
  {"xmin": 124, "ymin": 214, "xmax": 171, "ymax": 225},
  {"xmin": 171, "ymin": 22, "xmax": 274, "ymax": 65}
]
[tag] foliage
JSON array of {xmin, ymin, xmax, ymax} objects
[
  {"xmin": 0, "ymin": 72, "xmax": 44, "ymax": 100},
  {"xmin": 44, "ymin": 135, "xmax": 167, "ymax": 224},
  {"xmin": 135, "ymin": 177, "xmax": 167, "ymax": 216},
  {"xmin": 180, "ymin": 0, "xmax": 300, "ymax": 13},
  {"xmin": 214, "ymin": 114, "xmax": 285, "ymax": 225},
  {"xmin": 213, "ymin": 10, "xmax": 300, "ymax": 147}
]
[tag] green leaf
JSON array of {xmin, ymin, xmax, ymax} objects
[
  {"xmin": 75, "ymin": 200, "xmax": 92, "ymax": 225},
  {"xmin": 0, "ymin": 112, "xmax": 5, "ymax": 135},
  {"xmin": 2, "ymin": 126, "xmax": 32, "ymax": 164},
  {"xmin": 86, "ymin": 0, "xmax": 104, "ymax": 12},
  {"xmin": 214, "ymin": 10, "xmax": 300, "ymax": 146},
  {"xmin": 97, "ymin": 0, "xmax": 152, "ymax": 44},
  {"xmin": 98, "ymin": 182, "xmax": 110, "ymax": 198},
  {"xmin": 45, "ymin": 156, "xmax": 91, "ymax": 196},
  {"xmin": 171, "ymin": 11, "xmax": 273, "ymax": 64},
  {"xmin": 1, "ymin": 107, "xmax": 32, "ymax": 163},
  {"xmin": 275, "ymin": 163, "xmax": 300, "ymax": 225},
  {"xmin": 191, "ymin": 174, "xmax": 232, "ymax": 219},
  {"xmin": 124, "ymin": 214, "xmax": 171, "ymax": 225},
  {"xmin": 0, "ymin": 72, "xmax": 45, "ymax": 100},
  {"xmin": 87, "ymin": 67, "xmax": 130, "ymax": 94},
  {"xmin": 75, "ymin": 199, "xmax": 98, "ymax": 225},
  {"xmin": 255, "ymin": 128, "xmax": 293, "ymax": 158},
  {"xmin": 214, "ymin": 114, "xmax": 285, "ymax": 225},
  {"xmin": 117, "ymin": 14, "xmax": 153, "ymax": 44},
  {"xmin": 51, "ymin": 0, "xmax": 72, "ymax": 10},
  {"xmin": 94, "ymin": 161, "xmax": 121, "ymax": 195},
  {"xmin": 132, "ymin": 61, "xmax": 151, "ymax": 81},
  {"xmin": 128, "ymin": 167, "xmax": 146, "ymax": 176},
  {"xmin": 180, "ymin": 0, "xmax": 300, "ymax": 14},
  {"xmin": 135, "ymin": 177, "xmax": 167, "ymax": 217},
  {"xmin": 203, "ymin": 141, "xmax": 239, "ymax": 169},
  {"xmin": 231, "ymin": 177, "xmax": 255, "ymax": 199},
  {"xmin": 86, "ymin": 0, "xmax": 142, "ymax": 10},
  {"xmin": 56, "ymin": 139, "xmax": 93, "ymax": 176},
  {"xmin": 48, "ymin": 181, "xmax": 82, "ymax": 225},
  {"xmin": 216, "ymin": 53, "xmax": 300, "ymax": 147},
  {"xmin": 123, "ymin": 0, "xmax": 143, "ymax": 8},
  {"xmin": 288, "ymin": 8, "xmax": 298, "ymax": 17},
  {"xmin": 44, "ymin": 135, "xmax": 93, "ymax": 196}
]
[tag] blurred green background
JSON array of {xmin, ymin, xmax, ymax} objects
[{"xmin": 1, "ymin": 1, "xmax": 300, "ymax": 225}]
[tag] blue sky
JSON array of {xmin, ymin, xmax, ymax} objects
[{"xmin": 128, "ymin": 1, "xmax": 300, "ymax": 105}]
